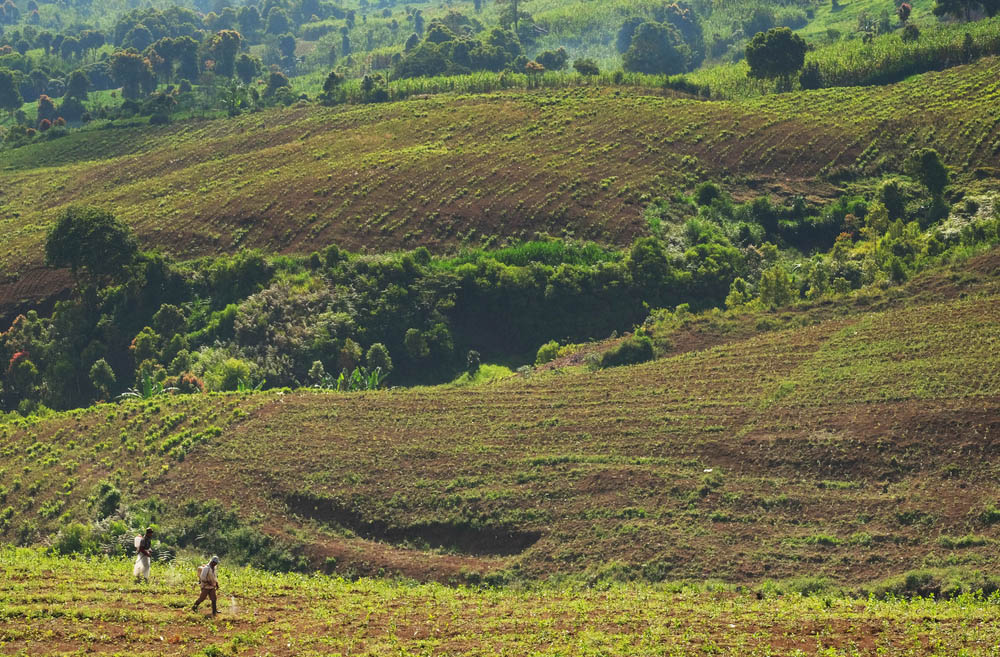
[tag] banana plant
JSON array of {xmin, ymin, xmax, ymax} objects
[
  {"xmin": 236, "ymin": 378, "xmax": 265, "ymax": 393},
  {"xmin": 117, "ymin": 370, "xmax": 177, "ymax": 401}
]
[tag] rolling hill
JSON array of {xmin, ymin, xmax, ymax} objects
[
  {"xmin": 2, "ymin": 56, "xmax": 1000, "ymax": 308},
  {"xmin": 1, "ymin": 249, "xmax": 998, "ymax": 585}
]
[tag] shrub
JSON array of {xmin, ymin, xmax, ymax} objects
[
  {"xmin": 600, "ymin": 335, "xmax": 654, "ymax": 368},
  {"xmin": 799, "ymin": 61, "xmax": 822, "ymax": 89},
  {"xmin": 694, "ymin": 181, "xmax": 721, "ymax": 206},
  {"xmin": 212, "ymin": 357, "xmax": 256, "ymax": 391},
  {"xmin": 573, "ymin": 58, "xmax": 599, "ymax": 75},
  {"xmin": 91, "ymin": 481, "xmax": 121, "ymax": 519},
  {"xmin": 535, "ymin": 47, "xmax": 568, "ymax": 70},
  {"xmin": 53, "ymin": 522, "xmax": 99, "ymax": 555},
  {"xmin": 535, "ymin": 340, "xmax": 560, "ymax": 365},
  {"xmin": 466, "ymin": 349, "xmax": 481, "ymax": 375},
  {"xmin": 163, "ymin": 372, "xmax": 204, "ymax": 394},
  {"xmin": 978, "ymin": 504, "xmax": 1000, "ymax": 526},
  {"xmin": 366, "ymin": 343, "xmax": 393, "ymax": 374},
  {"xmin": 866, "ymin": 568, "xmax": 1000, "ymax": 599}
]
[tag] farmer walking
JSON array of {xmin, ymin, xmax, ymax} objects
[
  {"xmin": 133, "ymin": 528, "xmax": 154, "ymax": 582},
  {"xmin": 192, "ymin": 556, "xmax": 221, "ymax": 615}
]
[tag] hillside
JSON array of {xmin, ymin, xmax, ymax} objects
[
  {"xmin": 2, "ymin": 57, "xmax": 999, "ymax": 295},
  {"xmin": 2, "ymin": 250, "xmax": 998, "ymax": 585}
]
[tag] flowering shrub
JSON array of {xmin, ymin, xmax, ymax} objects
[
  {"xmin": 8, "ymin": 351, "xmax": 29, "ymax": 373},
  {"xmin": 164, "ymin": 372, "xmax": 204, "ymax": 394}
]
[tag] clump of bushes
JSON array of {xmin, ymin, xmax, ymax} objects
[
  {"xmin": 535, "ymin": 340, "xmax": 560, "ymax": 365},
  {"xmin": 599, "ymin": 335, "xmax": 654, "ymax": 368},
  {"xmin": 862, "ymin": 568, "xmax": 1000, "ymax": 599}
]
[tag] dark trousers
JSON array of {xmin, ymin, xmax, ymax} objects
[{"xmin": 193, "ymin": 587, "xmax": 217, "ymax": 613}]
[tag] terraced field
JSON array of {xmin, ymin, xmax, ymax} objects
[
  {"xmin": 5, "ymin": 548, "xmax": 1000, "ymax": 657},
  {"xmin": 1, "ymin": 254, "xmax": 998, "ymax": 585},
  {"xmin": 2, "ymin": 58, "xmax": 1000, "ymax": 291}
]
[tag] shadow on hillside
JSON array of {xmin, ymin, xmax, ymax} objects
[{"xmin": 285, "ymin": 492, "xmax": 540, "ymax": 557}]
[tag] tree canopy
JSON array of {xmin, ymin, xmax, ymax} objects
[
  {"xmin": 45, "ymin": 206, "xmax": 139, "ymax": 285},
  {"xmin": 622, "ymin": 21, "xmax": 690, "ymax": 75},
  {"xmin": 745, "ymin": 27, "xmax": 807, "ymax": 81},
  {"xmin": 0, "ymin": 67, "xmax": 22, "ymax": 115}
]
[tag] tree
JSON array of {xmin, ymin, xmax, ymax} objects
[
  {"xmin": 89, "ymin": 359, "xmax": 116, "ymax": 400},
  {"xmin": 238, "ymin": 5, "xmax": 262, "ymax": 36},
  {"xmin": 626, "ymin": 237, "xmax": 671, "ymax": 302},
  {"xmin": 110, "ymin": 50, "xmax": 154, "ymax": 99},
  {"xmin": 319, "ymin": 68, "xmax": 345, "ymax": 104},
  {"xmin": 45, "ymin": 206, "xmax": 139, "ymax": 286},
  {"xmin": 745, "ymin": 27, "xmax": 807, "ymax": 84},
  {"xmin": 37, "ymin": 30, "xmax": 52, "ymax": 54},
  {"xmin": 622, "ymin": 21, "xmax": 690, "ymax": 75},
  {"xmin": 535, "ymin": 47, "xmax": 568, "ymax": 70},
  {"xmin": 0, "ymin": 67, "xmax": 22, "ymax": 119},
  {"xmin": 123, "ymin": 24, "xmax": 153, "ymax": 51},
  {"xmin": 79, "ymin": 30, "xmax": 105, "ymax": 53},
  {"xmin": 60, "ymin": 36, "xmax": 81, "ymax": 60},
  {"xmin": 207, "ymin": 29, "xmax": 242, "ymax": 78},
  {"xmin": 617, "ymin": 16, "xmax": 644, "ymax": 54},
  {"xmin": 173, "ymin": 36, "xmax": 200, "ymax": 80},
  {"xmin": 266, "ymin": 7, "xmax": 290, "ymax": 34},
  {"xmin": 65, "ymin": 70, "xmax": 90, "ymax": 99},
  {"xmin": 235, "ymin": 53, "xmax": 259, "ymax": 84},
  {"xmin": 264, "ymin": 70, "xmax": 290, "ymax": 97},
  {"xmin": 906, "ymin": 148, "xmax": 949, "ymax": 196},
  {"xmin": 277, "ymin": 32, "xmax": 296, "ymax": 63},
  {"xmin": 496, "ymin": 0, "xmax": 520, "ymax": 32},
  {"xmin": 36, "ymin": 93, "xmax": 56, "ymax": 123},
  {"xmin": 897, "ymin": 2, "xmax": 912, "ymax": 23}
]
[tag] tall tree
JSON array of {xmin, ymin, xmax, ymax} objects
[
  {"xmin": 65, "ymin": 71, "xmax": 89, "ymax": 100},
  {"xmin": 0, "ymin": 67, "xmax": 22, "ymax": 119},
  {"xmin": 110, "ymin": 50, "xmax": 154, "ymax": 99},
  {"xmin": 234, "ymin": 53, "xmax": 259, "ymax": 84},
  {"xmin": 238, "ymin": 5, "xmax": 262, "ymax": 36},
  {"xmin": 45, "ymin": 206, "xmax": 139, "ymax": 286},
  {"xmin": 265, "ymin": 7, "xmax": 290, "ymax": 34},
  {"xmin": 207, "ymin": 29, "xmax": 242, "ymax": 78},
  {"xmin": 745, "ymin": 27, "xmax": 807, "ymax": 84},
  {"xmin": 497, "ymin": 0, "xmax": 520, "ymax": 31},
  {"xmin": 622, "ymin": 21, "xmax": 690, "ymax": 75}
]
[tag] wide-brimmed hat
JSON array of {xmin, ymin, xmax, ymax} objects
[{"xmin": 209, "ymin": 555, "xmax": 220, "ymax": 565}]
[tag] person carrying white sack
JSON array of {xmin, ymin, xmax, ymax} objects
[
  {"xmin": 133, "ymin": 527, "xmax": 154, "ymax": 581},
  {"xmin": 192, "ymin": 555, "xmax": 221, "ymax": 615}
]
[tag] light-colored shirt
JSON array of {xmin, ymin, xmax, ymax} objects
[{"xmin": 199, "ymin": 564, "xmax": 218, "ymax": 589}]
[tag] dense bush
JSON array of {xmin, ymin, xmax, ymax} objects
[
  {"xmin": 535, "ymin": 340, "xmax": 560, "ymax": 365},
  {"xmin": 600, "ymin": 335, "xmax": 654, "ymax": 368}
]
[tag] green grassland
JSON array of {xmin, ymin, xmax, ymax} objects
[
  {"xmin": 2, "ymin": 56, "xmax": 1000, "ymax": 284},
  {"xmin": 3, "ymin": 547, "xmax": 1000, "ymax": 657},
  {"xmin": 1, "ymin": 251, "xmax": 998, "ymax": 586}
]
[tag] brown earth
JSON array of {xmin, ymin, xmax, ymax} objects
[{"xmin": 2, "ymin": 58, "xmax": 999, "ymax": 298}]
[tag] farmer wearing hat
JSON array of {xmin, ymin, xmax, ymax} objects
[{"xmin": 192, "ymin": 556, "xmax": 221, "ymax": 615}]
